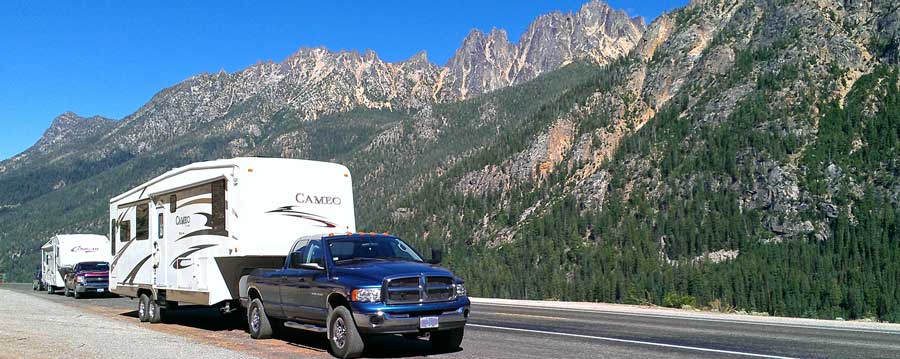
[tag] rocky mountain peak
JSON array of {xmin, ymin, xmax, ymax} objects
[
  {"xmin": 440, "ymin": 0, "xmax": 646, "ymax": 100},
  {"xmin": 33, "ymin": 112, "xmax": 116, "ymax": 154},
  {"xmin": 402, "ymin": 50, "xmax": 431, "ymax": 66}
]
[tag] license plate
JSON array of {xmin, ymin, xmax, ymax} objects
[
  {"xmin": 419, "ymin": 316, "xmax": 439, "ymax": 329},
  {"xmin": 96, "ymin": 288, "xmax": 105, "ymax": 292}
]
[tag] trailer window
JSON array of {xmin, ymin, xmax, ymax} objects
[
  {"xmin": 169, "ymin": 194, "xmax": 176, "ymax": 213},
  {"xmin": 211, "ymin": 179, "xmax": 227, "ymax": 234},
  {"xmin": 157, "ymin": 213, "xmax": 164, "ymax": 239},
  {"xmin": 136, "ymin": 203, "xmax": 149, "ymax": 241},
  {"xmin": 119, "ymin": 220, "xmax": 131, "ymax": 242}
]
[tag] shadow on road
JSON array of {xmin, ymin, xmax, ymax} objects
[{"xmin": 119, "ymin": 307, "xmax": 463, "ymax": 358}]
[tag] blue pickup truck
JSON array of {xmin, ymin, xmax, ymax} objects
[{"xmin": 241, "ymin": 233, "xmax": 470, "ymax": 358}]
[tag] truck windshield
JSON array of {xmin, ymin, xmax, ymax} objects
[
  {"xmin": 78, "ymin": 262, "xmax": 109, "ymax": 271},
  {"xmin": 329, "ymin": 237, "xmax": 424, "ymax": 264}
]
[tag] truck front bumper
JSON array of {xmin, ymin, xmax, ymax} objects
[
  {"xmin": 76, "ymin": 283, "xmax": 109, "ymax": 293},
  {"xmin": 351, "ymin": 297, "xmax": 470, "ymax": 334}
]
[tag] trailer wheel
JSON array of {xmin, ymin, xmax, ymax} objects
[
  {"xmin": 248, "ymin": 298, "xmax": 273, "ymax": 339},
  {"xmin": 138, "ymin": 293, "xmax": 151, "ymax": 322},
  {"xmin": 47, "ymin": 285, "xmax": 55, "ymax": 294},
  {"xmin": 327, "ymin": 306, "xmax": 364, "ymax": 358},
  {"xmin": 148, "ymin": 300, "xmax": 162, "ymax": 323}
]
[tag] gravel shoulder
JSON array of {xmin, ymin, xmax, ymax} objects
[{"xmin": 0, "ymin": 287, "xmax": 255, "ymax": 359}]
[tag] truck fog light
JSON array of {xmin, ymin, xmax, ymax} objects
[{"xmin": 370, "ymin": 314, "xmax": 384, "ymax": 326}]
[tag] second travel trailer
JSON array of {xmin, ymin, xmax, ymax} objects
[
  {"xmin": 108, "ymin": 157, "xmax": 356, "ymax": 323},
  {"xmin": 40, "ymin": 234, "xmax": 110, "ymax": 294}
]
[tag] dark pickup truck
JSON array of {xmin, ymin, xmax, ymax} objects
[
  {"xmin": 241, "ymin": 233, "xmax": 470, "ymax": 358},
  {"xmin": 64, "ymin": 261, "xmax": 110, "ymax": 299}
]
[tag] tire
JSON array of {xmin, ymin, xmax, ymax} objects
[
  {"xmin": 138, "ymin": 293, "xmax": 151, "ymax": 322},
  {"xmin": 47, "ymin": 285, "xmax": 55, "ymax": 295},
  {"xmin": 148, "ymin": 299, "xmax": 162, "ymax": 323},
  {"xmin": 248, "ymin": 298, "xmax": 273, "ymax": 339},
  {"xmin": 327, "ymin": 306, "xmax": 364, "ymax": 359},
  {"xmin": 430, "ymin": 327, "xmax": 464, "ymax": 352}
]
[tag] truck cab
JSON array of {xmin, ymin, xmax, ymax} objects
[{"xmin": 242, "ymin": 233, "xmax": 469, "ymax": 358}]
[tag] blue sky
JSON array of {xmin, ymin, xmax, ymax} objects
[{"xmin": 0, "ymin": 0, "xmax": 686, "ymax": 160}]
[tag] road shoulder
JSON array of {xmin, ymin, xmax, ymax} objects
[{"xmin": 0, "ymin": 288, "xmax": 254, "ymax": 359}]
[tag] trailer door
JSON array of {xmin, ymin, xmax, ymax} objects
[{"xmin": 154, "ymin": 205, "xmax": 166, "ymax": 287}]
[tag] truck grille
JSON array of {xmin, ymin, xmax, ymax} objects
[
  {"xmin": 84, "ymin": 276, "xmax": 108, "ymax": 285},
  {"xmin": 384, "ymin": 275, "xmax": 455, "ymax": 305}
]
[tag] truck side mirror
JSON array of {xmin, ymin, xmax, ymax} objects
[
  {"xmin": 428, "ymin": 249, "xmax": 442, "ymax": 265},
  {"xmin": 289, "ymin": 252, "xmax": 303, "ymax": 269}
]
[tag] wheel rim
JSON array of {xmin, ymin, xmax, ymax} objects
[
  {"xmin": 333, "ymin": 317, "xmax": 346, "ymax": 349},
  {"xmin": 250, "ymin": 307, "xmax": 261, "ymax": 333},
  {"xmin": 148, "ymin": 302, "xmax": 155, "ymax": 318},
  {"xmin": 139, "ymin": 300, "xmax": 146, "ymax": 318}
]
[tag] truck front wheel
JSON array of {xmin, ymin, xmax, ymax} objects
[
  {"xmin": 248, "ymin": 298, "xmax": 273, "ymax": 339},
  {"xmin": 430, "ymin": 327, "xmax": 464, "ymax": 352},
  {"xmin": 327, "ymin": 306, "xmax": 364, "ymax": 359}
]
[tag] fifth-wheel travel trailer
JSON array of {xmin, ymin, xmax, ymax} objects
[
  {"xmin": 108, "ymin": 157, "xmax": 356, "ymax": 319},
  {"xmin": 41, "ymin": 234, "xmax": 111, "ymax": 293}
]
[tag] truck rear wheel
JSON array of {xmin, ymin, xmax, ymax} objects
[
  {"xmin": 327, "ymin": 306, "xmax": 364, "ymax": 359},
  {"xmin": 248, "ymin": 298, "xmax": 273, "ymax": 339},
  {"xmin": 138, "ymin": 294, "xmax": 151, "ymax": 322},
  {"xmin": 430, "ymin": 327, "xmax": 464, "ymax": 352}
]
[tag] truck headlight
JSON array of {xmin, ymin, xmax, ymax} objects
[
  {"xmin": 351, "ymin": 288, "xmax": 381, "ymax": 303},
  {"xmin": 455, "ymin": 283, "xmax": 467, "ymax": 297},
  {"xmin": 76, "ymin": 275, "xmax": 85, "ymax": 284}
]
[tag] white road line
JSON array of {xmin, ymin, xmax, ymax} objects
[
  {"xmin": 473, "ymin": 302, "xmax": 900, "ymax": 336},
  {"xmin": 468, "ymin": 324, "xmax": 800, "ymax": 359}
]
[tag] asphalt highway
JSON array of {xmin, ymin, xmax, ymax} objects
[{"xmin": 3, "ymin": 283, "xmax": 899, "ymax": 358}]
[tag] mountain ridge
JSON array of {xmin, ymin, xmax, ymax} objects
[{"xmin": 5, "ymin": 0, "xmax": 644, "ymax": 165}]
